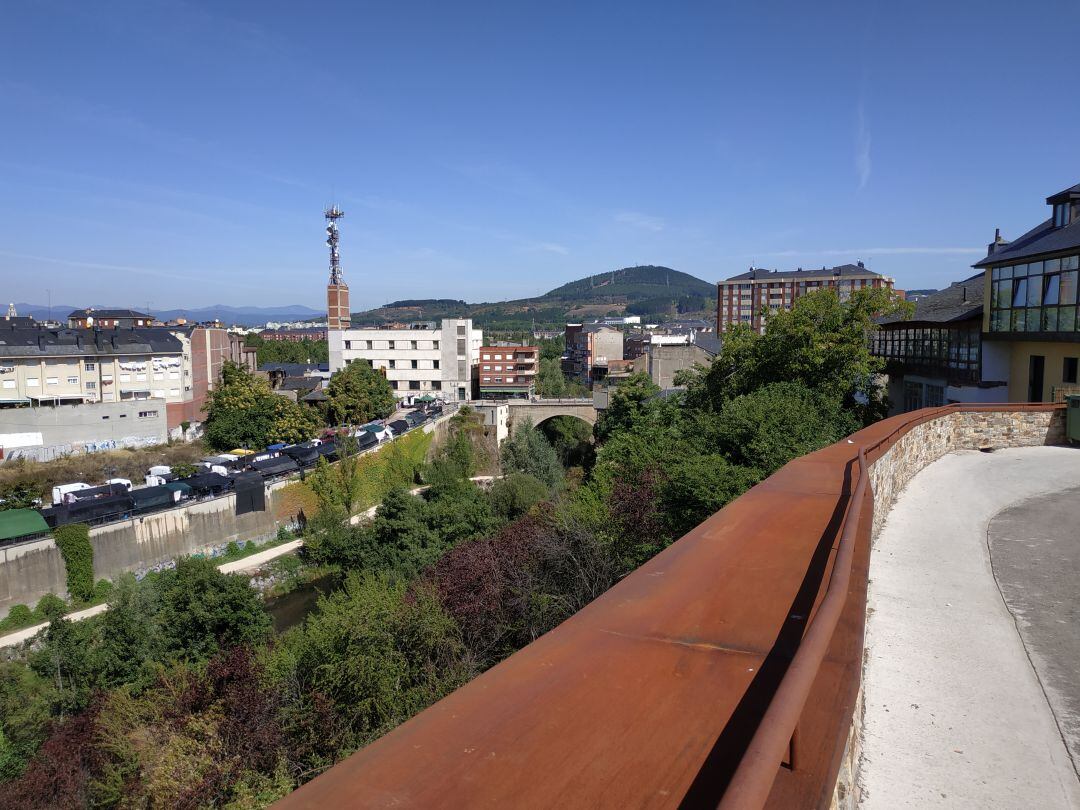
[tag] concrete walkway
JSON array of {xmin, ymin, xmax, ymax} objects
[
  {"xmin": 859, "ymin": 446, "xmax": 1080, "ymax": 809},
  {"xmin": 988, "ymin": 485, "xmax": 1080, "ymax": 775}
]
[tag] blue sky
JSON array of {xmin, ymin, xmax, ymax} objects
[{"xmin": 1, "ymin": 0, "xmax": 1078, "ymax": 311}]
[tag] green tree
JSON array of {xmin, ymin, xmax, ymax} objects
[
  {"xmin": 204, "ymin": 362, "xmax": 321, "ymax": 450},
  {"xmin": 713, "ymin": 382, "xmax": 859, "ymax": 476},
  {"xmin": 0, "ymin": 482, "xmax": 41, "ymax": 511},
  {"xmin": 538, "ymin": 415, "xmax": 593, "ymax": 468},
  {"xmin": 688, "ymin": 287, "xmax": 910, "ymax": 421},
  {"xmin": 500, "ymin": 418, "xmax": 562, "ymax": 488},
  {"xmin": 489, "ymin": 473, "xmax": 550, "ymax": 522},
  {"xmin": 88, "ymin": 574, "xmax": 165, "ymax": 690},
  {"xmin": 0, "ymin": 663, "xmax": 56, "ymax": 781},
  {"xmin": 324, "ymin": 360, "xmax": 395, "ymax": 426},
  {"xmin": 272, "ymin": 573, "xmax": 471, "ymax": 746},
  {"xmin": 593, "ymin": 373, "xmax": 660, "ymax": 442},
  {"xmin": 155, "ymin": 558, "xmax": 271, "ymax": 660}
]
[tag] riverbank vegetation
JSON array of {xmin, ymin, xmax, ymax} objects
[{"xmin": 0, "ymin": 289, "xmax": 906, "ymax": 807}]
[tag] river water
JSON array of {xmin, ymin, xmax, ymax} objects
[{"xmin": 264, "ymin": 572, "xmax": 341, "ymax": 634}]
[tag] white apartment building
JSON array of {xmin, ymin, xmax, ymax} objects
[
  {"xmin": 0, "ymin": 326, "xmax": 189, "ymax": 407},
  {"xmin": 328, "ymin": 318, "xmax": 483, "ymax": 402}
]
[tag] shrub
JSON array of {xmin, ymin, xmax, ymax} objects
[
  {"xmin": 1, "ymin": 604, "xmax": 33, "ymax": 631},
  {"xmin": 91, "ymin": 580, "xmax": 113, "ymax": 602},
  {"xmin": 53, "ymin": 524, "xmax": 94, "ymax": 602},
  {"xmin": 33, "ymin": 593, "xmax": 67, "ymax": 621}
]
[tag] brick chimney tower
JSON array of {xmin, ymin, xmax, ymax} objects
[{"xmin": 325, "ymin": 205, "xmax": 350, "ymax": 330}]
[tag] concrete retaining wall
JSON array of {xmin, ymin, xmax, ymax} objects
[{"xmin": 0, "ymin": 410, "xmax": 459, "ymax": 618}]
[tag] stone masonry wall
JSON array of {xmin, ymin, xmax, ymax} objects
[{"xmin": 831, "ymin": 406, "xmax": 1065, "ymax": 810}]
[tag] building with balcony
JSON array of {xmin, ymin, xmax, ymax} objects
[
  {"xmin": 871, "ymin": 272, "xmax": 1007, "ymax": 412},
  {"xmin": 975, "ymin": 182, "xmax": 1080, "ymax": 402},
  {"xmin": 717, "ymin": 262, "xmax": 894, "ymax": 334},
  {"xmin": 478, "ymin": 345, "xmax": 538, "ymax": 399},
  {"xmin": 257, "ymin": 326, "xmax": 328, "ymax": 342},
  {"xmin": 328, "ymin": 319, "xmax": 482, "ymax": 403},
  {"xmin": 562, "ymin": 323, "xmax": 623, "ymax": 383}
]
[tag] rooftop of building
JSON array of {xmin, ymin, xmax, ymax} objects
[
  {"xmin": 973, "ymin": 182, "xmax": 1080, "ymax": 267},
  {"xmin": 877, "ymin": 271, "xmax": 985, "ymax": 326},
  {"xmin": 722, "ymin": 261, "xmax": 888, "ymax": 282},
  {"xmin": 0, "ymin": 325, "xmax": 183, "ymax": 357},
  {"xmin": 67, "ymin": 308, "xmax": 152, "ymax": 320}
]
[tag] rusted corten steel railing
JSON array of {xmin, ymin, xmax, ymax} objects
[
  {"xmin": 718, "ymin": 402, "xmax": 1063, "ymax": 809},
  {"xmin": 276, "ymin": 403, "xmax": 1063, "ymax": 810}
]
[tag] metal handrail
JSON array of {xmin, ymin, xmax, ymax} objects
[
  {"xmin": 717, "ymin": 402, "xmax": 1062, "ymax": 808},
  {"xmin": 717, "ymin": 447, "xmax": 868, "ymax": 809}
]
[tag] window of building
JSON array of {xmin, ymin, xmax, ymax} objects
[
  {"xmin": 1054, "ymin": 203, "xmax": 1069, "ymax": 228},
  {"xmin": 26, "ymin": 377, "xmax": 39, "ymax": 387},
  {"xmin": 389, "ymin": 359, "xmax": 396, "ymax": 369},
  {"xmin": 457, "ymin": 339, "xmax": 466, "ymax": 354},
  {"xmin": 388, "ymin": 340, "xmax": 395, "ymax": 350},
  {"xmin": 506, "ymin": 376, "xmax": 514, "ymax": 383},
  {"xmin": 410, "ymin": 341, "xmax": 417, "ymax": 350},
  {"xmin": 1065, "ymin": 357, "xmax": 1079, "ymax": 385},
  {"xmin": 344, "ymin": 340, "xmax": 351, "ymax": 349},
  {"xmin": 925, "ymin": 384, "xmax": 945, "ymax": 407},
  {"xmin": 433, "ymin": 360, "xmax": 440, "ymax": 369},
  {"xmin": 86, "ymin": 381, "xmax": 97, "ymax": 390},
  {"xmin": 903, "ymin": 381, "xmax": 922, "ymax": 412},
  {"xmin": 482, "ymin": 365, "xmax": 490, "ymax": 370},
  {"xmin": 138, "ymin": 410, "xmax": 159, "ymax": 418},
  {"xmin": 46, "ymin": 377, "xmax": 58, "ymax": 385},
  {"xmin": 411, "ymin": 359, "xmax": 418, "ymax": 369},
  {"xmin": 457, "ymin": 325, "xmax": 466, "ymax": 336},
  {"xmin": 85, "ymin": 362, "xmax": 96, "ymax": 371},
  {"xmin": 2, "ymin": 380, "xmax": 15, "ymax": 389},
  {"xmin": 433, "ymin": 341, "xmax": 439, "ymax": 350},
  {"xmin": 67, "ymin": 376, "xmax": 79, "ymax": 384},
  {"xmin": 432, "ymin": 381, "xmax": 441, "ymax": 390},
  {"xmin": 409, "ymin": 380, "xmax": 420, "ymax": 390},
  {"xmin": 366, "ymin": 340, "xmax": 373, "ymax": 350}
]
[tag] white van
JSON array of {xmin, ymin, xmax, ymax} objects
[{"xmin": 52, "ymin": 482, "xmax": 91, "ymax": 505}]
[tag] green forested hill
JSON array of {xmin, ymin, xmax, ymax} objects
[{"xmin": 349, "ymin": 265, "xmax": 715, "ymax": 330}]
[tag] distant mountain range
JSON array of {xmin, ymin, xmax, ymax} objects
[
  {"xmin": 10, "ymin": 303, "xmax": 324, "ymax": 327},
  {"xmin": 8, "ymin": 266, "xmax": 716, "ymax": 331}
]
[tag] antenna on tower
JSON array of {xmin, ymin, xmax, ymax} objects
[{"xmin": 325, "ymin": 205, "xmax": 345, "ymax": 285}]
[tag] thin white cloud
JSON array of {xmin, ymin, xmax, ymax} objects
[
  {"xmin": 0, "ymin": 250, "xmax": 252, "ymax": 288},
  {"xmin": 614, "ymin": 211, "xmax": 665, "ymax": 232},
  {"xmin": 855, "ymin": 100, "xmax": 871, "ymax": 190},
  {"xmin": 524, "ymin": 242, "xmax": 569, "ymax": 255},
  {"xmin": 747, "ymin": 247, "xmax": 984, "ymax": 258}
]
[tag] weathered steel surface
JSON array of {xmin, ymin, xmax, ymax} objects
[{"xmin": 276, "ymin": 404, "xmax": 1061, "ymax": 810}]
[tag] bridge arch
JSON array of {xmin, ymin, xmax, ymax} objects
[{"xmin": 505, "ymin": 399, "xmax": 598, "ymax": 431}]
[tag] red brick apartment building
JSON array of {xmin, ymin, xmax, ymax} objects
[
  {"xmin": 717, "ymin": 261, "xmax": 894, "ymax": 334},
  {"xmin": 165, "ymin": 327, "xmax": 255, "ymax": 429},
  {"xmin": 478, "ymin": 345, "xmax": 539, "ymax": 399}
]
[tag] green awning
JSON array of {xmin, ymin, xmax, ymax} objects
[
  {"xmin": 163, "ymin": 482, "xmax": 192, "ymax": 495},
  {"xmin": 0, "ymin": 508, "xmax": 50, "ymax": 542}
]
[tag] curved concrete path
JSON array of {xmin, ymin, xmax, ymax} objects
[
  {"xmin": 858, "ymin": 446, "xmax": 1080, "ymax": 809},
  {"xmin": 988, "ymin": 485, "xmax": 1080, "ymax": 776}
]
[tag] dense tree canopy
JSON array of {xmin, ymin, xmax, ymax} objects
[
  {"xmin": 204, "ymin": 362, "xmax": 321, "ymax": 450},
  {"xmin": 324, "ymin": 360, "xmax": 395, "ymax": 426}
]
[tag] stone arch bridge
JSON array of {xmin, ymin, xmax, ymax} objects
[{"xmin": 506, "ymin": 398, "xmax": 598, "ymax": 429}]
